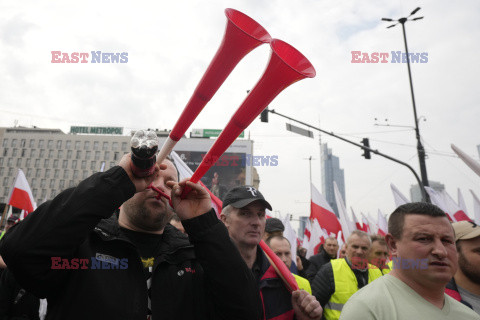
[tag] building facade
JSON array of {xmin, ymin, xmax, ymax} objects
[
  {"xmin": 321, "ymin": 143, "xmax": 345, "ymax": 217},
  {"xmin": 0, "ymin": 126, "xmax": 256, "ymax": 207}
]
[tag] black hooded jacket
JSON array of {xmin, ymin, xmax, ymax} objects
[{"xmin": 0, "ymin": 166, "xmax": 261, "ymax": 320}]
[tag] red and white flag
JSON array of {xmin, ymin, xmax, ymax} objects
[
  {"xmin": 377, "ymin": 210, "xmax": 388, "ymax": 236},
  {"xmin": 425, "ymin": 187, "xmax": 454, "ymax": 221},
  {"xmin": 306, "ymin": 219, "xmax": 327, "ymax": 258},
  {"xmin": 470, "ymin": 190, "xmax": 480, "ymax": 224},
  {"xmin": 310, "ymin": 183, "xmax": 342, "ymax": 239},
  {"xmin": 171, "ymin": 151, "xmax": 223, "ymax": 218},
  {"xmin": 302, "ymin": 219, "xmax": 312, "ymax": 252},
  {"xmin": 334, "ymin": 182, "xmax": 353, "ymax": 240},
  {"xmin": 351, "ymin": 208, "xmax": 363, "ymax": 230},
  {"xmin": 361, "ymin": 213, "xmax": 371, "ymax": 234},
  {"xmin": 281, "ymin": 213, "xmax": 298, "ymax": 259},
  {"xmin": 443, "ymin": 189, "xmax": 471, "ymax": 222},
  {"xmin": 390, "ymin": 183, "xmax": 409, "ymax": 208},
  {"xmin": 7, "ymin": 169, "xmax": 36, "ymax": 216}
]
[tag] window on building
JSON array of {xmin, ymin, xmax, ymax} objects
[
  {"xmin": 26, "ymin": 158, "xmax": 31, "ymax": 167},
  {"xmin": 58, "ymin": 150, "xmax": 64, "ymax": 158},
  {"xmin": 7, "ymin": 158, "xmax": 13, "ymax": 167},
  {"xmin": 94, "ymin": 141, "xmax": 99, "ymax": 150},
  {"xmin": 91, "ymin": 161, "xmax": 96, "ymax": 170},
  {"xmin": 104, "ymin": 151, "xmax": 110, "ymax": 159},
  {"xmin": 38, "ymin": 140, "xmax": 44, "ymax": 148},
  {"xmin": 2, "ymin": 139, "xmax": 7, "ymax": 147},
  {"xmin": 83, "ymin": 171, "xmax": 88, "ymax": 179},
  {"xmin": 50, "ymin": 189, "xmax": 56, "ymax": 198},
  {"xmin": 103, "ymin": 142, "xmax": 108, "ymax": 151},
  {"xmin": 69, "ymin": 180, "xmax": 75, "ymax": 188},
  {"xmin": 30, "ymin": 149, "xmax": 35, "ymax": 157},
  {"xmin": 84, "ymin": 141, "xmax": 90, "ymax": 150},
  {"xmin": 27, "ymin": 168, "xmax": 32, "ymax": 177},
  {"xmin": 39, "ymin": 149, "xmax": 45, "ymax": 158},
  {"xmin": 75, "ymin": 141, "xmax": 80, "ymax": 149},
  {"xmin": 40, "ymin": 179, "xmax": 46, "ymax": 188},
  {"xmin": 3, "ymin": 148, "xmax": 8, "ymax": 156},
  {"xmin": 122, "ymin": 142, "xmax": 127, "ymax": 151},
  {"xmin": 66, "ymin": 140, "xmax": 72, "ymax": 149},
  {"xmin": 57, "ymin": 140, "xmax": 62, "ymax": 149},
  {"xmin": 29, "ymin": 140, "xmax": 35, "ymax": 148},
  {"xmin": 72, "ymin": 160, "xmax": 77, "ymax": 169},
  {"xmin": 54, "ymin": 169, "xmax": 60, "ymax": 178},
  {"xmin": 86, "ymin": 151, "xmax": 91, "ymax": 160},
  {"xmin": 113, "ymin": 152, "xmax": 119, "ymax": 161},
  {"xmin": 32, "ymin": 188, "xmax": 37, "ymax": 197},
  {"xmin": 95, "ymin": 151, "xmax": 100, "ymax": 160},
  {"xmin": 67, "ymin": 150, "xmax": 72, "ymax": 159},
  {"xmin": 35, "ymin": 159, "xmax": 40, "ymax": 167},
  {"xmin": 62, "ymin": 160, "xmax": 68, "ymax": 169},
  {"xmin": 11, "ymin": 139, "xmax": 17, "ymax": 147},
  {"xmin": 110, "ymin": 161, "xmax": 115, "ymax": 168},
  {"xmin": 64, "ymin": 170, "xmax": 69, "ymax": 179},
  {"xmin": 31, "ymin": 178, "xmax": 37, "ymax": 187},
  {"xmin": 3, "ymin": 177, "xmax": 9, "ymax": 187},
  {"xmin": 20, "ymin": 139, "xmax": 26, "ymax": 147},
  {"xmin": 48, "ymin": 150, "xmax": 54, "ymax": 158},
  {"xmin": 0, "ymin": 168, "xmax": 3, "ymax": 176},
  {"xmin": 0, "ymin": 158, "xmax": 3, "ymax": 166},
  {"xmin": 41, "ymin": 189, "xmax": 47, "ymax": 199},
  {"xmin": 35, "ymin": 169, "xmax": 41, "ymax": 178},
  {"xmin": 53, "ymin": 160, "xmax": 58, "ymax": 168},
  {"xmin": 45, "ymin": 169, "xmax": 51, "ymax": 178},
  {"xmin": 16, "ymin": 158, "xmax": 22, "ymax": 167},
  {"xmin": 76, "ymin": 150, "xmax": 81, "ymax": 158},
  {"xmin": 49, "ymin": 179, "xmax": 55, "ymax": 189},
  {"xmin": 81, "ymin": 160, "xmax": 86, "ymax": 169},
  {"xmin": 44, "ymin": 159, "xmax": 49, "ymax": 167},
  {"xmin": 73, "ymin": 170, "xmax": 79, "ymax": 179},
  {"xmin": 12, "ymin": 149, "xmax": 18, "ymax": 157},
  {"xmin": 59, "ymin": 180, "xmax": 65, "ymax": 189},
  {"xmin": 8, "ymin": 168, "xmax": 14, "ymax": 176},
  {"xmin": 21, "ymin": 149, "xmax": 26, "ymax": 157},
  {"xmin": 47, "ymin": 140, "xmax": 53, "ymax": 149}
]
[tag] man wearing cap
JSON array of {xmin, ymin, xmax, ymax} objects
[
  {"xmin": 306, "ymin": 236, "xmax": 339, "ymax": 282},
  {"xmin": 220, "ymin": 186, "xmax": 322, "ymax": 320},
  {"xmin": 263, "ymin": 217, "xmax": 285, "ymax": 241},
  {"xmin": 446, "ymin": 221, "xmax": 480, "ymax": 314}
]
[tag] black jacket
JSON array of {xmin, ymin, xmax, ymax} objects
[
  {"xmin": 0, "ymin": 167, "xmax": 260, "ymax": 320},
  {"xmin": 306, "ymin": 249, "xmax": 332, "ymax": 282},
  {"xmin": 0, "ymin": 268, "xmax": 40, "ymax": 320}
]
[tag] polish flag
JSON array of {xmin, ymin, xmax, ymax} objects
[
  {"xmin": 351, "ymin": 208, "xmax": 363, "ymax": 230},
  {"xmin": 361, "ymin": 213, "xmax": 371, "ymax": 234},
  {"xmin": 377, "ymin": 210, "xmax": 388, "ymax": 236},
  {"xmin": 470, "ymin": 190, "xmax": 480, "ymax": 224},
  {"xmin": 306, "ymin": 219, "xmax": 327, "ymax": 258},
  {"xmin": 425, "ymin": 187, "xmax": 455, "ymax": 221},
  {"xmin": 442, "ymin": 190, "xmax": 471, "ymax": 222},
  {"xmin": 171, "ymin": 151, "xmax": 223, "ymax": 218},
  {"xmin": 302, "ymin": 219, "xmax": 312, "ymax": 252},
  {"xmin": 7, "ymin": 169, "xmax": 36, "ymax": 215},
  {"xmin": 390, "ymin": 183, "xmax": 409, "ymax": 208},
  {"xmin": 281, "ymin": 213, "xmax": 298, "ymax": 260},
  {"xmin": 334, "ymin": 182, "xmax": 353, "ymax": 240},
  {"xmin": 310, "ymin": 184, "xmax": 342, "ymax": 239}
]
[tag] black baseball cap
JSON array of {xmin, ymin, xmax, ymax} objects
[
  {"xmin": 265, "ymin": 218, "xmax": 284, "ymax": 233},
  {"xmin": 222, "ymin": 185, "xmax": 272, "ymax": 210}
]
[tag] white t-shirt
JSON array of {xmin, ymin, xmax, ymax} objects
[{"xmin": 339, "ymin": 274, "xmax": 480, "ymax": 320}]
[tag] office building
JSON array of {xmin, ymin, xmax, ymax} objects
[{"xmin": 321, "ymin": 143, "xmax": 345, "ymax": 217}]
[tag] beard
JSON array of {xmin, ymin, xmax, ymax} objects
[
  {"xmin": 458, "ymin": 251, "xmax": 480, "ymax": 285},
  {"xmin": 123, "ymin": 196, "xmax": 173, "ymax": 232}
]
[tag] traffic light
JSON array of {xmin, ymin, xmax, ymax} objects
[
  {"xmin": 260, "ymin": 108, "xmax": 269, "ymax": 122},
  {"xmin": 361, "ymin": 138, "xmax": 371, "ymax": 159}
]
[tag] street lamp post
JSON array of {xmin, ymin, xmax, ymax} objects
[{"xmin": 382, "ymin": 7, "xmax": 430, "ymax": 190}]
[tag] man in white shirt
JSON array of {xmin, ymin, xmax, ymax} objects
[{"xmin": 339, "ymin": 202, "xmax": 480, "ymax": 320}]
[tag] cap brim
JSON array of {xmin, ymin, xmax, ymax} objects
[
  {"xmin": 230, "ymin": 198, "xmax": 272, "ymax": 211},
  {"xmin": 457, "ymin": 228, "xmax": 480, "ymax": 241}
]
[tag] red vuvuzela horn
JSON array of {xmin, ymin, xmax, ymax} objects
[
  {"xmin": 186, "ymin": 39, "xmax": 315, "ymax": 188},
  {"xmin": 156, "ymin": 9, "xmax": 271, "ymax": 164}
]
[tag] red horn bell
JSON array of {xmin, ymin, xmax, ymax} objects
[
  {"xmin": 156, "ymin": 9, "xmax": 271, "ymax": 162},
  {"xmin": 188, "ymin": 39, "xmax": 316, "ymax": 185}
]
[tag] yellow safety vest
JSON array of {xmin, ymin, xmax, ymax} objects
[
  {"xmin": 293, "ymin": 274, "xmax": 311, "ymax": 294},
  {"xmin": 382, "ymin": 260, "xmax": 393, "ymax": 275},
  {"xmin": 323, "ymin": 258, "xmax": 382, "ymax": 320}
]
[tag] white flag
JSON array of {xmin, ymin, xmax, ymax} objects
[
  {"xmin": 390, "ymin": 183, "xmax": 409, "ymax": 208},
  {"xmin": 333, "ymin": 181, "xmax": 353, "ymax": 240}
]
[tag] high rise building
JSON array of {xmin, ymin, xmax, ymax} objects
[
  {"xmin": 410, "ymin": 180, "xmax": 445, "ymax": 202},
  {"xmin": 321, "ymin": 143, "xmax": 345, "ymax": 217},
  {"xmin": 0, "ymin": 126, "xmax": 255, "ymax": 206},
  {"xmin": 298, "ymin": 216, "xmax": 309, "ymax": 240}
]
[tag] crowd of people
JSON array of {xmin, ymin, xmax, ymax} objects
[{"xmin": 0, "ymin": 152, "xmax": 479, "ymax": 319}]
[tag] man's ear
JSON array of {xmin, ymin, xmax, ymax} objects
[
  {"xmin": 220, "ymin": 214, "xmax": 228, "ymax": 225},
  {"xmin": 385, "ymin": 233, "xmax": 397, "ymax": 255}
]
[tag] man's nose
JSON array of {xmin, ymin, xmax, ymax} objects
[{"xmin": 431, "ymin": 238, "xmax": 447, "ymax": 258}]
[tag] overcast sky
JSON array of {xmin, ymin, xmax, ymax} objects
[{"xmin": 1, "ymin": 0, "xmax": 479, "ymax": 225}]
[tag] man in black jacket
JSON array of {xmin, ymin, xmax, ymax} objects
[
  {"xmin": 0, "ymin": 153, "xmax": 261, "ymax": 320},
  {"xmin": 306, "ymin": 237, "xmax": 338, "ymax": 282}
]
